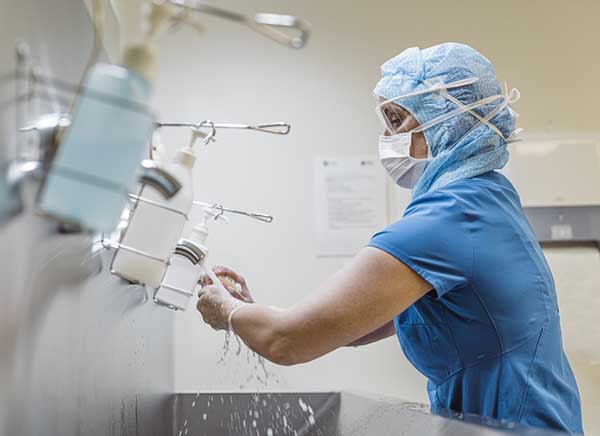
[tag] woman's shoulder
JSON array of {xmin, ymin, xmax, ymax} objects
[{"xmin": 405, "ymin": 171, "xmax": 518, "ymax": 217}]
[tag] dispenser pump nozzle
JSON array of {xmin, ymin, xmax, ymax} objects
[
  {"xmin": 174, "ymin": 148, "xmax": 196, "ymax": 168},
  {"xmin": 182, "ymin": 207, "xmax": 228, "ymax": 259}
]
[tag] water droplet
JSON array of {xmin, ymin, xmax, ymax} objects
[
  {"xmin": 202, "ymin": 413, "xmax": 207, "ymax": 421},
  {"xmin": 298, "ymin": 398, "xmax": 308, "ymax": 412},
  {"xmin": 252, "ymin": 419, "xmax": 257, "ymax": 428},
  {"xmin": 308, "ymin": 415, "xmax": 316, "ymax": 425},
  {"xmin": 235, "ymin": 333, "xmax": 243, "ymax": 355},
  {"xmin": 267, "ymin": 428, "xmax": 273, "ymax": 436}
]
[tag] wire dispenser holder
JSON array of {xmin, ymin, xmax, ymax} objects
[
  {"xmin": 99, "ymin": 121, "xmax": 275, "ymax": 293},
  {"xmin": 100, "ymin": 197, "xmax": 275, "ymax": 287}
]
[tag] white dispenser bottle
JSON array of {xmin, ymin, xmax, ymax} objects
[
  {"xmin": 111, "ymin": 148, "xmax": 195, "ymax": 288},
  {"xmin": 154, "ymin": 207, "xmax": 224, "ymax": 310}
]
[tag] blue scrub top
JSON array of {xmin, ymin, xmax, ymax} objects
[{"xmin": 369, "ymin": 171, "xmax": 583, "ymax": 434}]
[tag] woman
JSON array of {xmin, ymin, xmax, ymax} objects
[{"xmin": 197, "ymin": 42, "xmax": 583, "ymax": 434}]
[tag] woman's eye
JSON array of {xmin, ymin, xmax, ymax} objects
[{"xmin": 389, "ymin": 112, "xmax": 404, "ymax": 127}]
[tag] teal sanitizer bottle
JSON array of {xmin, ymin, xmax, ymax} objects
[{"xmin": 39, "ymin": 45, "xmax": 156, "ymax": 232}]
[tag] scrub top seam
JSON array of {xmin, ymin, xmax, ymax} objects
[
  {"xmin": 429, "ymin": 325, "xmax": 547, "ymax": 389},
  {"xmin": 457, "ymin": 191, "xmax": 504, "ymax": 352},
  {"xmin": 439, "ymin": 299, "xmax": 465, "ymax": 370},
  {"xmin": 469, "ymin": 282, "xmax": 505, "ymax": 352},
  {"xmin": 516, "ymin": 324, "xmax": 547, "ymax": 423},
  {"xmin": 453, "ymin": 191, "xmax": 505, "ymax": 353},
  {"xmin": 478, "ymin": 181, "xmax": 555, "ymax": 321},
  {"xmin": 435, "ymin": 389, "xmax": 444, "ymax": 409}
]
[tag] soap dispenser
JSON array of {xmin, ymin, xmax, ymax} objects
[
  {"xmin": 38, "ymin": 44, "xmax": 158, "ymax": 232},
  {"xmin": 110, "ymin": 145, "xmax": 196, "ymax": 288},
  {"xmin": 38, "ymin": 1, "xmax": 176, "ymax": 232},
  {"xmin": 154, "ymin": 207, "xmax": 227, "ymax": 310}
]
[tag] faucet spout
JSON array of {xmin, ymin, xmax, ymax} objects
[
  {"xmin": 7, "ymin": 160, "xmax": 42, "ymax": 186},
  {"xmin": 138, "ymin": 159, "xmax": 181, "ymax": 198}
]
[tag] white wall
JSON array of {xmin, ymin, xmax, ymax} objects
[
  {"xmin": 546, "ymin": 247, "xmax": 600, "ymax": 435},
  {"xmin": 116, "ymin": 0, "xmax": 600, "ymax": 432}
]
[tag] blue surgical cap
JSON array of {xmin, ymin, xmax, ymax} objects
[{"xmin": 373, "ymin": 42, "xmax": 518, "ymax": 198}]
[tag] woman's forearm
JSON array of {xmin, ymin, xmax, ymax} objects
[
  {"xmin": 231, "ymin": 300, "xmax": 359, "ymax": 366},
  {"xmin": 219, "ymin": 247, "xmax": 431, "ymax": 367},
  {"xmin": 230, "ymin": 304, "xmax": 300, "ymax": 366},
  {"xmin": 346, "ymin": 320, "xmax": 396, "ymax": 347}
]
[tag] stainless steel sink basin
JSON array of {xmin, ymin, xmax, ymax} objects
[{"xmin": 171, "ymin": 392, "xmax": 569, "ymax": 436}]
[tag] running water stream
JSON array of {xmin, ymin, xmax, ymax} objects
[{"xmin": 175, "ymin": 261, "xmax": 317, "ymax": 435}]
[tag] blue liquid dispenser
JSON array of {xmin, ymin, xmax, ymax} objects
[{"xmin": 39, "ymin": 45, "xmax": 157, "ymax": 232}]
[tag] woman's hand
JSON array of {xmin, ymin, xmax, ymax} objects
[
  {"xmin": 199, "ymin": 266, "xmax": 255, "ymax": 303},
  {"xmin": 197, "ymin": 282, "xmax": 242, "ymax": 331},
  {"xmin": 197, "ymin": 266, "xmax": 254, "ymax": 331}
]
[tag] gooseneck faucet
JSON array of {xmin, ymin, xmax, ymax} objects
[
  {"xmin": 138, "ymin": 159, "xmax": 181, "ymax": 199},
  {"xmin": 2, "ymin": 113, "xmax": 182, "ymax": 229}
]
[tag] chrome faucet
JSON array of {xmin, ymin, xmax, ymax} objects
[
  {"xmin": 138, "ymin": 159, "xmax": 181, "ymax": 199},
  {"xmin": 0, "ymin": 113, "xmax": 182, "ymax": 227},
  {"xmin": 0, "ymin": 161, "xmax": 28, "ymax": 224},
  {"xmin": 0, "ymin": 113, "xmax": 68, "ymax": 224}
]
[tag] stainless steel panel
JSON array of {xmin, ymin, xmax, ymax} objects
[
  {"xmin": 173, "ymin": 392, "xmax": 569, "ymax": 436},
  {"xmin": 172, "ymin": 392, "xmax": 341, "ymax": 436},
  {"xmin": 0, "ymin": 1, "xmax": 175, "ymax": 435}
]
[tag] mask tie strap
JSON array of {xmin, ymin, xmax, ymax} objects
[
  {"xmin": 379, "ymin": 77, "xmax": 479, "ymax": 107},
  {"xmin": 442, "ymin": 84, "xmax": 521, "ymax": 141},
  {"xmin": 503, "ymin": 83, "xmax": 524, "ymax": 143},
  {"xmin": 412, "ymin": 94, "xmax": 505, "ymax": 133},
  {"xmin": 473, "ymin": 85, "xmax": 521, "ymax": 141},
  {"xmin": 452, "ymin": 85, "xmax": 522, "ymax": 143},
  {"xmin": 444, "ymin": 93, "xmax": 506, "ymax": 138}
]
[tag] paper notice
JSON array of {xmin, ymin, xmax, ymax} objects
[{"xmin": 314, "ymin": 156, "xmax": 387, "ymax": 257}]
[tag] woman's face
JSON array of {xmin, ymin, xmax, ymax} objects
[{"xmin": 379, "ymin": 98, "xmax": 429, "ymax": 159}]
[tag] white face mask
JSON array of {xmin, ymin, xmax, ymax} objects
[{"xmin": 378, "ymin": 131, "xmax": 431, "ymax": 189}]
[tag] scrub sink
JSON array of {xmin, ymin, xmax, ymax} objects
[{"xmin": 171, "ymin": 392, "xmax": 570, "ymax": 436}]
